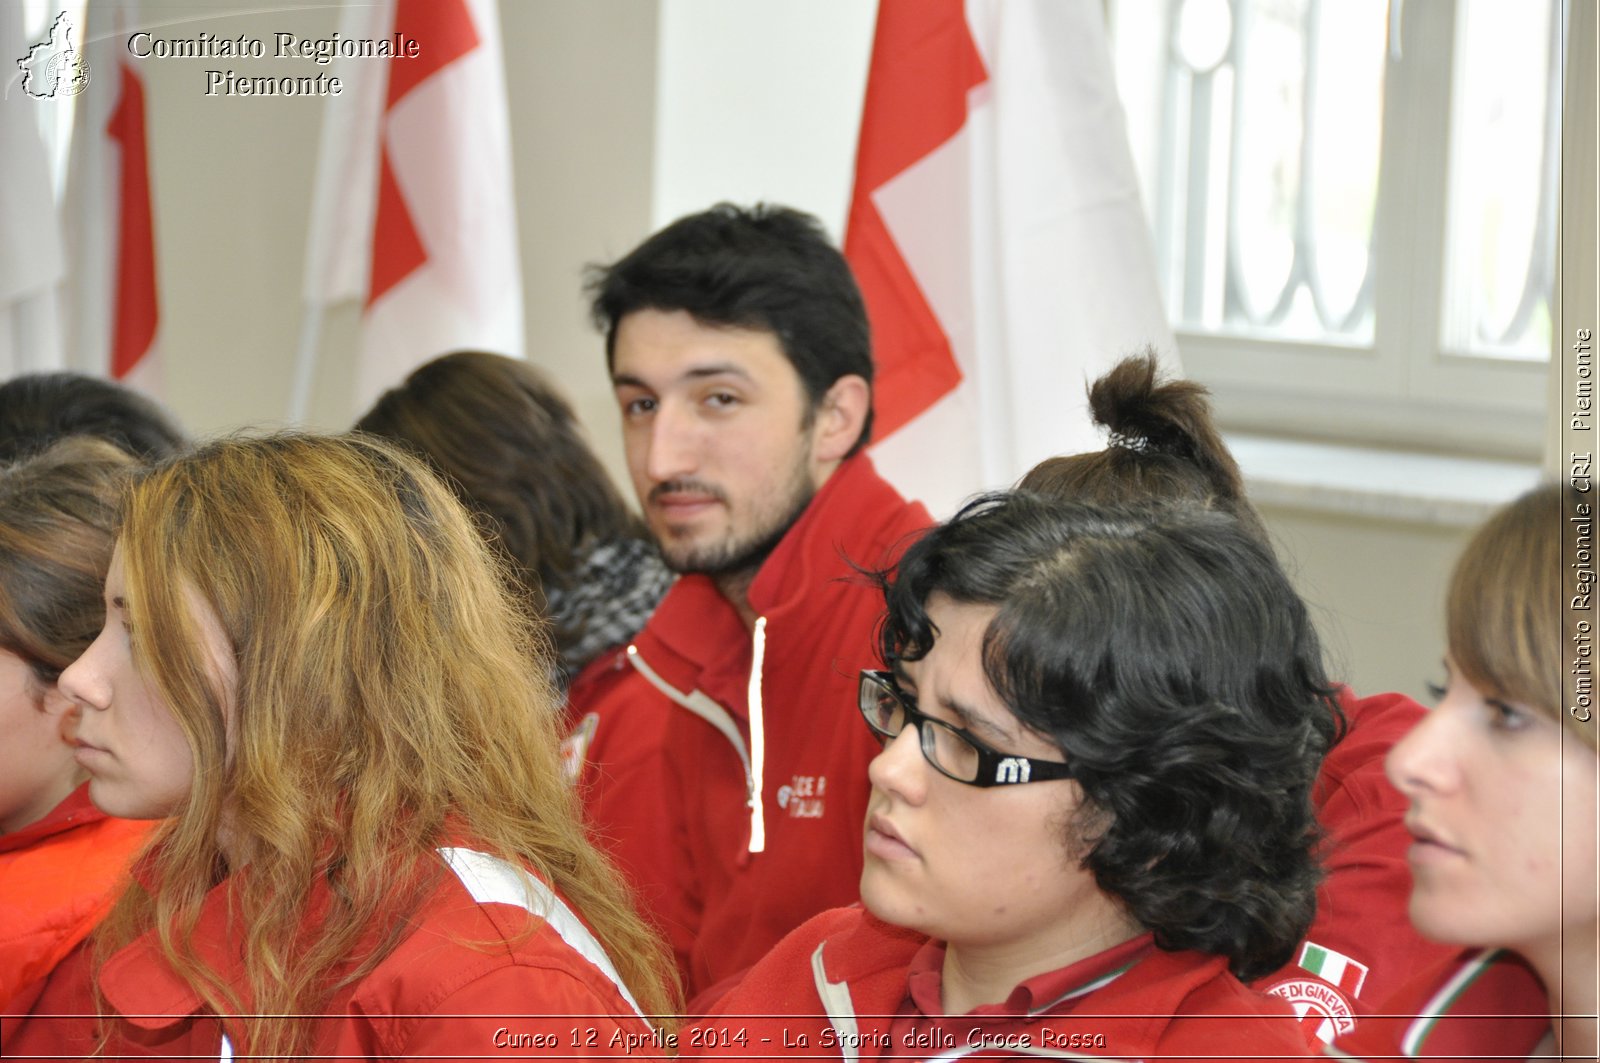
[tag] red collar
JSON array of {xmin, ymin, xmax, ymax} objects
[
  {"xmin": 632, "ymin": 455, "xmax": 927, "ymax": 694},
  {"xmin": 906, "ymin": 933, "xmax": 1157, "ymax": 1017},
  {"xmin": 101, "ymin": 847, "xmax": 364, "ymax": 1031},
  {"xmin": 745, "ymin": 453, "xmax": 918, "ymax": 615},
  {"xmin": 0, "ymin": 783, "xmax": 107, "ymax": 853}
]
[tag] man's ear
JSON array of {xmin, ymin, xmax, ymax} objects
[{"xmin": 811, "ymin": 374, "xmax": 872, "ymax": 464}]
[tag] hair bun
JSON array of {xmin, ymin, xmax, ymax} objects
[{"xmin": 1090, "ymin": 350, "xmax": 1205, "ymax": 459}]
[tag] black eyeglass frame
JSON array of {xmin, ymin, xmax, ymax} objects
[{"xmin": 857, "ymin": 669, "xmax": 1076, "ymax": 788}]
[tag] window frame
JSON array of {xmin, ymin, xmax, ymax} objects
[{"xmin": 1108, "ymin": 0, "xmax": 1558, "ymax": 460}]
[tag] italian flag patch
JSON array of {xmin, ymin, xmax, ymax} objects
[{"xmin": 1299, "ymin": 942, "xmax": 1370, "ymax": 998}]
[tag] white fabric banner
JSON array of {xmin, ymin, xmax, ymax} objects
[
  {"xmin": 61, "ymin": 0, "xmax": 162, "ymax": 396},
  {"xmin": 859, "ymin": 0, "xmax": 1178, "ymax": 517},
  {"xmin": 297, "ymin": 0, "xmax": 524, "ymax": 420},
  {"xmin": 1, "ymin": 5, "xmax": 67, "ymax": 378}
]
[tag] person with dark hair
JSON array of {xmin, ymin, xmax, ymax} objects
[
  {"xmin": 1017, "ymin": 353, "xmax": 1453, "ymax": 1039},
  {"xmin": 354, "ymin": 351, "xmax": 673, "ymax": 686},
  {"xmin": 0, "ymin": 372, "xmax": 186, "ymax": 464},
  {"xmin": 1020, "ymin": 349, "xmax": 1265, "ymax": 538},
  {"xmin": 578, "ymin": 203, "xmax": 931, "ymax": 1001},
  {"xmin": 590, "ymin": 202, "xmax": 876, "ymax": 458},
  {"xmin": 1332, "ymin": 483, "xmax": 1595, "ymax": 1062},
  {"xmin": 0, "ymin": 438, "xmax": 153, "ymax": 1055},
  {"xmin": 688, "ymin": 493, "xmax": 1326, "ymax": 1060}
]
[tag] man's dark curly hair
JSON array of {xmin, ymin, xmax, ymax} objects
[
  {"xmin": 585, "ymin": 202, "xmax": 874, "ymax": 456},
  {"xmin": 878, "ymin": 492, "xmax": 1335, "ymax": 981}
]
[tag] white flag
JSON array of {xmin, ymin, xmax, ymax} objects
[
  {"xmin": 1, "ymin": 5, "xmax": 68, "ymax": 378},
  {"xmin": 61, "ymin": 0, "xmax": 162, "ymax": 396},
  {"xmin": 849, "ymin": 0, "xmax": 1178, "ymax": 516},
  {"xmin": 297, "ymin": 0, "xmax": 524, "ymax": 420}
]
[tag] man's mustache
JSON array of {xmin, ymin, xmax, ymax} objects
[{"xmin": 649, "ymin": 480, "xmax": 728, "ymax": 505}]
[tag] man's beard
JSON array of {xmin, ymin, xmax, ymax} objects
[{"xmin": 655, "ymin": 462, "xmax": 817, "ymax": 580}]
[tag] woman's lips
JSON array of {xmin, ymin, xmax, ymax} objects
[
  {"xmin": 72, "ymin": 732, "xmax": 111, "ymax": 759},
  {"xmin": 865, "ymin": 813, "xmax": 918, "ymax": 860},
  {"xmin": 1405, "ymin": 818, "xmax": 1466, "ymax": 863}
]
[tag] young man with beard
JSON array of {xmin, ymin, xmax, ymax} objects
[{"xmin": 569, "ymin": 204, "xmax": 932, "ymax": 1004}]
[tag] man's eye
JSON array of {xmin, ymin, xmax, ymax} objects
[
  {"xmin": 621, "ymin": 396, "xmax": 656, "ymax": 416},
  {"xmin": 705, "ymin": 392, "xmax": 739, "ymax": 408}
]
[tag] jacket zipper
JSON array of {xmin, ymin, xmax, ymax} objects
[{"xmin": 626, "ymin": 632, "xmax": 770, "ymax": 854}]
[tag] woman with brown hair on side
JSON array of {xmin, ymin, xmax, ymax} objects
[
  {"xmin": 357, "ymin": 352, "xmax": 678, "ymax": 954},
  {"xmin": 1331, "ymin": 483, "xmax": 1597, "ymax": 1062},
  {"xmin": 355, "ymin": 350, "xmax": 673, "ymax": 687},
  {"xmin": 58, "ymin": 434, "xmax": 677, "ymax": 1059},
  {"xmin": 0, "ymin": 439, "xmax": 154, "ymax": 1055},
  {"xmin": 1018, "ymin": 352, "xmax": 1460, "ymax": 1041}
]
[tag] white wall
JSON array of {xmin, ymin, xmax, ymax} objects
[
  {"xmin": 652, "ymin": 0, "xmax": 875, "ymax": 237},
  {"xmin": 1260, "ymin": 506, "xmax": 1472, "ymax": 699}
]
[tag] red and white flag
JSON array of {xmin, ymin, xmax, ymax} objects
[
  {"xmin": 1, "ymin": 4, "xmax": 67, "ymax": 378},
  {"xmin": 62, "ymin": 0, "xmax": 161, "ymax": 395},
  {"xmin": 849, "ymin": 0, "xmax": 1177, "ymax": 516},
  {"xmin": 296, "ymin": 0, "xmax": 523, "ymax": 420}
]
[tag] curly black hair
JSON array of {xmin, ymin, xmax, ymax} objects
[{"xmin": 879, "ymin": 492, "xmax": 1336, "ymax": 981}]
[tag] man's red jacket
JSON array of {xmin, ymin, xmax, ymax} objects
[{"xmin": 564, "ymin": 455, "xmax": 931, "ymax": 1000}]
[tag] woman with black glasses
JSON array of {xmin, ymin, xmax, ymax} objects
[{"xmin": 684, "ymin": 492, "xmax": 1328, "ymax": 1060}]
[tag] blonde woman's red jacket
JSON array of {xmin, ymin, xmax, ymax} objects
[
  {"xmin": 87, "ymin": 846, "xmax": 667, "ymax": 1061},
  {"xmin": 685, "ymin": 906, "xmax": 1320, "ymax": 1062},
  {"xmin": 0, "ymin": 784, "xmax": 152, "ymax": 1055},
  {"xmin": 1256, "ymin": 688, "xmax": 1459, "ymax": 1041},
  {"xmin": 1325, "ymin": 948, "xmax": 1549, "ymax": 1062},
  {"xmin": 564, "ymin": 455, "xmax": 931, "ymax": 1001}
]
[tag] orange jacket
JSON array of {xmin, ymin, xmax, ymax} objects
[{"xmin": 0, "ymin": 784, "xmax": 151, "ymax": 1011}]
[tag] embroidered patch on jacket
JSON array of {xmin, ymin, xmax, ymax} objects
[
  {"xmin": 776, "ymin": 774, "xmax": 828, "ymax": 819},
  {"xmin": 1268, "ymin": 977, "xmax": 1357, "ymax": 1044},
  {"xmin": 559, "ymin": 713, "xmax": 599, "ymax": 786},
  {"xmin": 1297, "ymin": 941, "xmax": 1370, "ymax": 998},
  {"xmin": 1264, "ymin": 941, "xmax": 1368, "ymax": 1043}
]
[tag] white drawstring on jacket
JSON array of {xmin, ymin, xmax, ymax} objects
[{"xmin": 746, "ymin": 616, "xmax": 768, "ymax": 853}]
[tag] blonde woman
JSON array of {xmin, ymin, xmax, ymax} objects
[
  {"xmin": 1331, "ymin": 483, "xmax": 1598, "ymax": 1062},
  {"xmin": 60, "ymin": 434, "xmax": 676, "ymax": 1058}
]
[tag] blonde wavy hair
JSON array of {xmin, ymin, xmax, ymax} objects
[{"xmin": 93, "ymin": 434, "xmax": 677, "ymax": 1055}]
